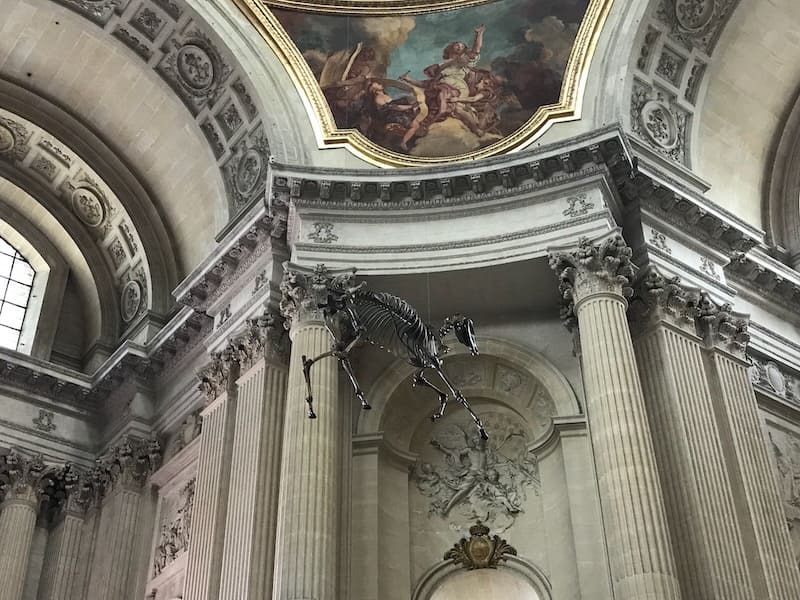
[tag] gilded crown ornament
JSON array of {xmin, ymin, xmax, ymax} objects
[{"xmin": 444, "ymin": 521, "xmax": 517, "ymax": 569}]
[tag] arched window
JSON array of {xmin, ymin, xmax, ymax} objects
[{"xmin": 0, "ymin": 236, "xmax": 35, "ymax": 351}]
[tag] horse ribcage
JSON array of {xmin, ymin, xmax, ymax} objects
[{"xmin": 351, "ymin": 291, "xmax": 437, "ymax": 366}]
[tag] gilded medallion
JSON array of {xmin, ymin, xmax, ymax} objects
[{"xmin": 234, "ymin": 0, "xmax": 612, "ymax": 166}]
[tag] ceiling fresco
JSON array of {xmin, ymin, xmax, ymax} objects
[{"xmin": 235, "ymin": 0, "xmax": 611, "ymax": 166}]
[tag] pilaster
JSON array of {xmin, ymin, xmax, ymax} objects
[
  {"xmin": 218, "ymin": 310, "xmax": 289, "ymax": 600},
  {"xmin": 549, "ymin": 235, "xmax": 682, "ymax": 600},
  {"xmin": 182, "ymin": 348, "xmax": 239, "ymax": 600},
  {"xmin": 697, "ymin": 297, "xmax": 800, "ymax": 598},
  {"xmin": 630, "ymin": 271, "xmax": 755, "ymax": 598}
]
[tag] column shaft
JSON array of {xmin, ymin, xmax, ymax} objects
[
  {"xmin": 86, "ymin": 488, "xmax": 142, "ymax": 600},
  {"xmin": 183, "ymin": 392, "xmax": 237, "ymax": 600},
  {"xmin": 635, "ymin": 325, "xmax": 753, "ymax": 598},
  {"xmin": 219, "ymin": 359, "xmax": 287, "ymax": 600},
  {"xmin": 37, "ymin": 514, "xmax": 84, "ymax": 600},
  {"xmin": 273, "ymin": 323, "xmax": 343, "ymax": 600},
  {"xmin": 0, "ymin": 498, "xmax": 37, "ymax": 600},
  {"xmin": 578, "ymin": 294, "xmax": 681, "ymax": 599},
  {"xmin": 707, "ymin": 351, "xmax": 800, "ymax": 597}
]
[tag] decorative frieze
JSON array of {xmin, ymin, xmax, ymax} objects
[{"xmin": 549, "ymin": 235, "xmax": 635, "ymax": 331}]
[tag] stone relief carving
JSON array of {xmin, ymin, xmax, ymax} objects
[
  {"xmin": 749, "ymin": 357, "xmax": 800, "ymax": 405},
  {"xmin": 0, "ymin": 449, "xmax": 47, "ymax": 502},
  {"xmin": 562, "ymin": 194, "xmax": 594, "ymax": 218},
  {"xmin": 655, "ymin": 46, "xmax": 686, "ymax": 86},
  {"xmin": 94, "ymin": 436, "xmax": 161, "ymax": 493},
  {"xmin": 444, "ymin": 521, "xmax": 517, "ymax": 570},
  {"xmin": 769, "ymin": 430, "xmax": 800, "ymax": 567},
  {"xmin": 121, "ymin": 279, "xmax": 144, "ymax": 323},
  {"xmin": 153, "ymin": 478, "xmax": 195, "ymax": 577},
  {"xmin": 655, "ymin": 0, "xmax": 741, "ymax": 54},
  {"xmin": 307, "ymin": 222, "xmax": 339, "ymax": 244},
  {"xmin": 699, "ymin": 256, "xmax": 720, "ymax": 280},
  {"xmin": 495, "ymin": 364, "xmax": 523, "ymax": 394},
  {"xmin": 223, "ymin": 125, "xmax": 270, "ymax": 212},
  {"xmin": 648, "ymin": 229, "xmax": 672, "ymax": 254},
  {"xmin": 32, "ymin": 409, "xmax": 57, "ymax": 433},
  {"xmin": 167, "ymin": 410, "xmax": 203, "ymax": 458},
  {"xmin": 413, "ymin": 413, "xmax": 540, "ymax": 532},
  {"xmin": 631, "ymin": 81, "xmax": 688, "ymax": 163}
]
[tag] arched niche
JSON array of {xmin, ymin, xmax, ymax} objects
[
  {"xmin": 350, "ymin": 337, "xmax": 609, "ymax": 600},
  {"xmin": 413, "ymin": 556, "xmax": 552, "ymax": 600}
]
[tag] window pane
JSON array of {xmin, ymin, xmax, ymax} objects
[
  {"xmin": 0, "ymin": 302, "xmax": 25, "ymax": 329},
  {"xmin": 10, "ymin": 259, "xmax": 34, "ymax": 285},
  {"xmin": 0, "ymin": 253, "xmax": 12, "ymax": 276},
  {"xmin": 5, "ymin": 280, "xmax": 30, "ymax": 306},
  {"xmin": 0, "ymin": 325, "xmax": 19, "ymax": 350},
  {"xmin": 0, "ymin": 277, "xmax": 7, "ymax": 298},
  {"xmin": 0, "ymin": 238, "xmax": 14, "ymax": 257}
]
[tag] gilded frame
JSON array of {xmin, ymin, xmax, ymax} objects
[{"xmin": 233, "ymin": 0, "xmax": 614, "ymax": 167}]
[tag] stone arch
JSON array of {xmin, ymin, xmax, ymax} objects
[
  {"xmin": 765, "ymin": 91, "xmax": 800, "ymax": 266},
  {"xmin": 357, "ymin": 335, "xmax": 581, "ymax": 447},
  {"xmin": 412, "ymin": 556, "xmax": 552, "ymax": 600}
]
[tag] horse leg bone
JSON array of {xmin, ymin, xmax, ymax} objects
[
  {"xmin": 412, "ymin": 369, "xmax": 448, "ymax": 421},
  {"xmin": 435, "ymin": 369, "xmax": 488, "ymax": 440},
  {"xmin": 340, "ymin": 357, "xmax": 370, "ymax": 410},
  {"xmin": 301, "ymin": 350, "xmax": 335, "ymax": 418}
]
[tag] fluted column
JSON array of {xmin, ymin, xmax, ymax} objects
[
  {"xmin": 86, "ymin": 437, "xmax": 161, "ymax": 600},
  {"xmin": 631, "ymin": 273, "xmax": 754, "ymax": 598},
  {"xmin": 219, "ymin": 311, "xmax": 289, "ymax": 600},
  {"xmin": 272, "ymin": 264, "xmax": 350, "ymax": 600},
  {"xmin": 695, "ymin": 295, "xmax": 800, "ymax": 598},
  {"xmin": 37, "ymin": 465, "xmax": 93, "ymax": 600},
  {"xmin": 0, "ymin": 451, "xmax": 46, "ymax": 600},
  {"xmin": 183, "ymin": 349, "xmax": 239, "ymax": 600},
  {"xmin": 550, "ymin": 235, "xmax": 681, "ymax": 600}
]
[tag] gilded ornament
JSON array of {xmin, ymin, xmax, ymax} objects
[{"xmin": 444, "ymin": 521, "xmax": 517, "ymax": 569}]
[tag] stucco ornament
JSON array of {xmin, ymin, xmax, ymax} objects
[
  {"xmin": 414, "ymin": 414, "xmax": 539, "ymax": 532},
  {"xmin": 121, "ymin": 280, "xmax": 143, "ymax": 323},
  {"xmin": 0, "ymin": 124, "xmax": 15, "ymax": 153},
  {"xmin": 444, "ymin": 521, "xmax": 517, "ymax": 570}
]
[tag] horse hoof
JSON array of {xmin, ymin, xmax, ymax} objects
[
  {"xmin": 308, "ymin": 411, "xmax": 317, "ymax": 419},
  {"xmin": 430, "ymin": 414, "xmax": 440, "ymax": 422},
  {"xmin": 479, "ymin": 427, "xmax": 489, "ymax": 441},
  {"xmin": 362, "ymin": 402, "xmax": 372, "ymax": 410}
]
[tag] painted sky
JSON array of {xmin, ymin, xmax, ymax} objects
[{"xmin": 273, "ymin": 0, "xmax": 590, "ymax": 80}]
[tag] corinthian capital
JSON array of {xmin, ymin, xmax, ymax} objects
[
  {"xmin": 548, "ymin": 235, "xmax": 635, "ymax": 330},
  {"xmin": 694, "ymin": 292, "xmax": 750, "ymax": 357},
  {"xmin": 279, "ymin": 263, "xmax": 358, "ymax": 330},
  {"xmin": 629, "ymin": 270, "xmax": 697, "ymax": 331},
  {"xmin": 0, "ymin": 449, "xmax": 50, "ymax": 505},
  {"xmin": 95, "ymin": 436, "xmax": 161, "ymax": 494},
  {"xmin": 196, "ymin": 346, "xmax": 237, "ymax": 402},
  {"xmin": 229, "ymin": 309, "xmax": 289, "ymax": 370}
]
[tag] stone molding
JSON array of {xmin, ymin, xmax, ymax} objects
[
  {"xmin": 174, "ymin": 212, "xmax": 282, "ymax": 312},
  {"xmin": 278, "ymin": 263, "xmax": 358, "ymax": 331},
  {"xmin": 726, "ymin": 250, "xmax": 800, "ymax": 315},
  {"xmin": 549, "ymin": 235, "xmax": 635, "ymax": 331}
]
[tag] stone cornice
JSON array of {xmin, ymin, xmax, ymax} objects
[
  {"xmin": 271, "ymin": 127, "xmax": 629, "ymax": 208},
  {"xmin": 173, "ymin": 205, "xmax": 285, "ymax": 312},
  {"xmin": 0, "ymin": 308, "xmax": 212, "ymax": 410},
  {"xmin": 726, "ymin": 247, "xmax": 800, "ymax": 316}
]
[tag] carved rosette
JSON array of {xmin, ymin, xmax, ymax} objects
[
  {"xmin": 279, "ymin": 263, "xmax": 358, "ymax": 331},
  {"xmin": 94, "ymin": 436, "xmax": 161, "ymax": 494},
  {"xmin": 228, "ymin": 309, "xmax": 289, "ymax": 370},
  {"xmin": 0, "ymin": 449, "xmax": 48, "ymax": 505},
  {"xmin": 548, "ymin": 235, "xmax": 635, "ymax": 331},
  {"xmin": 444, "ymin": 522, "xmax": 517, "ymax": 570}
]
